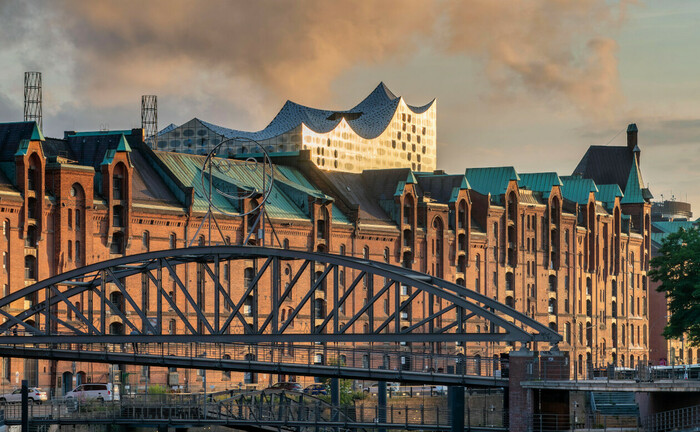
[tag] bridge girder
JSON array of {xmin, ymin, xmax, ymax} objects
[{"xmin": 0, "ymin": 246, "xmax": 561, "ymax": 346}]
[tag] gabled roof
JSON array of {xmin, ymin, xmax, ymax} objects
[
  {"xmin": 596, "ymin": 184, "xmax": 624, "ymax": 210},
  {"xmin": 65, "ymin": 130, "xmax": 141, "ymax": 169},
  {"xmin": 620, "ymin": 158, "xmax": 653, "ymax": 204},
  {"xmin": 179, "ymin": 82, "xmax": 434, "ymax": 142},
  {"xmin": 560, "ymin": 176, "xmax": 598, "ymax": 205},
  {"xmin": 0, "ymin": 121, "xmax": 43, "ymax": 161},
  {"xmin": 464, "ymin": 166, "xmax": 519, "ymax": 201},
  {"xmin": 518, "ymin": 172, "xmax": 562, "ymax": 198},
  {"xmin": 414, "ymin": 172, "xmax": 469, "ymax": 203},
  {"xmin": 154, "ymin": 150, "xmax": 345, "ymax": 222},
  {"xmin": 572, "ymin": 145, "xmax": 634, "ymax": 193}
]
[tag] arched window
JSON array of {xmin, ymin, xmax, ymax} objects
[
  {"xmin": 548, "ymin": 298, "xmax": 557, "ymax": 314},
  {"xmin": 110, "ymin": 291, "xmax": 125, "ymax": 313},
  {"xmin": 109, "ymin": 322, "xmax": 124, "ymax": 335},
  {"xmin": 169, "ymin": 233, "xmax": 176, "ymax": 249},
  {"xmin": 458, "ymin": 200, "xmax": 468, "ymax": 229},
  {"xmin": 25, "ymin": 225, "xmax": 38, "ymax": 247},
  {"xmin": 24, "ymin": 255, "xmax": 37, "ymax": 280},
  {"xmin": 110, "ymin": 232, "xmax": 125, "ymax": 254},
  {"xmin": 68, "ymin": 240, "xmax": 73, "ymax": 261},
  {"xmin": 75, "ymin": 209, "xmax": 81, "ymax": 230},
  {"xmin": 313, "ymin": 298, "xmax": 326, "ymax": 319},
  {"xmin": 112, "ymin": 163, "xmax": 126, "ymax": 200},
  {"xmin": 403, "ymin": 195, "xmax": 414, "ymax": 226},
  {"xmin": 142, "ymin": 231, "xmax": 150, "ymax": 251},
  {"xmin": 505, "ymin": 296, "xmax": 514, "ymax": 308},
  {"xmin": 222, "ymin": 354, "xmax": 231, "ymax": 380},
  {"xmin": 68, "ymin": 209, "xmax": 73, "ymax": 229},
  {"xmin": 549, "ymin": 275, "xmax": 557, "ymax": 292},
  {"xmin": 317, "ymin": 207, "xmax": 329, "ymax": 240}
]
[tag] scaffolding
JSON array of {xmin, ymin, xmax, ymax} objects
[
  {"xmin": 24, "ymin": 72, "xmax": 42, "ymax": 131},
  {"xmin": 141, "ymin": 95, "xmax": 157, "ymax": 148}
]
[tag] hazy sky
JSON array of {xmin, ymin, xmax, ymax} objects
[{"xmin": 1, "ymin": 0, "xmax": 698, "ymax": 214}]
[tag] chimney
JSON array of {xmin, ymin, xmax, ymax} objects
[{"xmin": 626, "ymin": 123, "xmax": 638, "ymax": 152}]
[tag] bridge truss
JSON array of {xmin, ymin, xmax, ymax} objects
[{"xmin": 0, "ymin": 246, "xmax": 560, "ymax": 381}]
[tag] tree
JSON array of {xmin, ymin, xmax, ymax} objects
[{"xmin": 649, "ymin": 226, "xmax": 700, "ymax": 345}]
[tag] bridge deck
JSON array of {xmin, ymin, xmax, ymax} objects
[{"xmin": 522, "ymin": 379, "xmax": 700, "ymax": 392}]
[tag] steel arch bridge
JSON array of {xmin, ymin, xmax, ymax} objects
[{"xmin": 0, "ymin": 246, "xmax": 560, "ymax": 384}]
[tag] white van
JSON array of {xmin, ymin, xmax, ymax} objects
[{"xmin": 65, "ymin": 383, "xmax": 119, "ymax": 401}]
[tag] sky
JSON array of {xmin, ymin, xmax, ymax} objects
[{"xmin": 0, "ymin": 0, "xmax": 699, "ymax": 214}]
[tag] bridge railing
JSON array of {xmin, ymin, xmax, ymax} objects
[
  {"xmin": 527, "ymin": 359, "xmax": 700, "ymax": 383},
  {"xmin": 5, "ymin": 341, "xmax": 508, "ymax": 384},
  {"xmin": 643, "ymin": 404, "xmax": 700, "ymax": 432},
  {"xmin": 529, "ymin": 413, "xmax": 640, "ymax": 431},
  {"xmin": 0, "ymin": 394, "xmax": 508, "ymax": 430}
]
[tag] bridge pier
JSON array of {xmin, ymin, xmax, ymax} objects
[
  {"xmin": 448, "ymin": 386, "xmax": 465, "ymax": 432},
  {"xmin": 377, "ymin": 381, "xmax": 387, "ymax": 432},
  {"xmin": 509, "ymin": 349, "xmax": 535, "ymax": 432}
]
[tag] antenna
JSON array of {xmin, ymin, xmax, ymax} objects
[
  {"xmin": 24, "ymin": 72, "xmax": 42, "ymax": 132},
  {"xmin": 141, "ymin": 95, "xmax": 157, "ymax": 148}
]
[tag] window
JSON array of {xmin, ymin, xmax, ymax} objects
[
  {"xmin": 113, "ymin": 205, "xmax": 124, "ymax": 227},
  {"xmin": 68, "ymin": 209, "xmax": 73, "ymax": 229},
  {"xmin": 24, "ymin": 255, "xmax": 37, "ymax": 280},
  {"xmin": 169, "ymin": 233, "xmax": 176, "ymax": 249},
  {"xmin": 25, "ymin": 225, "xmax": 38, "ymax": 247},
  {"xmin": 142, "ymin": 231, "xmax": 150, "ymax": 251},
  {"xmin": 110, "ymin": 232, "xmax": 125, "ymax": 254},
  {"xmin": 113, "ymin": 170, "xmax": 124, "ymax": 200},
  {"xmin": 68, "ymin": 240, "xmax": 73, "ymax": 261},
  {"xmin": 75, "ymin": 209, "xmax": 81, "ymax": 230}
]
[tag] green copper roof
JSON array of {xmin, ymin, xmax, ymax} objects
[
  {"xmin": 406, "ymin": 171, "xmax": 417, "ymax": 184},
  {"xmin": 154, "ymin": 151, "xmax": 347, "ymax": 222},
  {"xmin": 560, "ymin": 176, "xmax": 598, "ymax": 205},
  {"xmin": 30, "ymin": 122, "xmax": 44, "ymax": 141},
  {"xmin": 518, "ymin": 172, "xmax": 562, "ymax": 198},
  {"xmin": 460, "ymin": 175, "xmax": 471, "ymax": 190},
  {"xmin": 14, "ymin": 139, "xmax": 31, "ymax": 156},
  {"xmin": 465, "ymin": 166, "xmax": 520, "ymax": 198},
  {"xmin": 620, "ymin": 159, "xmax": 646, "ymax": 204},
  {"xmin": 116, "ymin": 134, "xmax": 132, "ymax": 152},
  {"xmin": 596, "ymin": 184, "xmax": 624, "ymax": 209},
  {"xmin": 653, "ymin": 220, "xmax": 698, "ymax": 234},
  {"xmin": 394, "ymin": 181, "xmax": 406, "ymax": 197}
]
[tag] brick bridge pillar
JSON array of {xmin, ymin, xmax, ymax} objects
[{"xmin": 508, "ymin": 349, "xmax": 535, "ymax": 432}]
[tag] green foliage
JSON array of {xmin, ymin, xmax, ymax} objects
[
  {"xmin": 649, "ymin": 226, "xmax": 700, "ymax": 345},
  {"xmin": 147, "ymin": 384, "xmax": 168, "ymax": 394},
  {"xmin": 319, "ymin": 357, "xmax": 366, "ymax": 406}
]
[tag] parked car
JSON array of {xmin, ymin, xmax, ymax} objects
[
  {"xmin": 0, "ymin": 388, "xmax": 48, "ymax": 404},
  {"xmin": 65, "ymin": 383, "xmax": 119, "ymax": 401},
  {"xmin": 304, "ymin": 384, "xmax": 328, "ymax": 396},
  {"xmin": 266, "ymin": 382, "xmax": 303, "ymax": 392},
  {"xmin": 363, "ymin": 382, "xmax": 400, "ymax": 395}
]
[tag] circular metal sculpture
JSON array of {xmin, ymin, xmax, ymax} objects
[
  {"xmin": 199, "ymin": 137, "xmax": 274, "ymax": 217},
  {"xmin": 189, "ymin": 137, "xmax": 275, "ymax": 246}
]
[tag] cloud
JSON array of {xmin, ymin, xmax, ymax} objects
[
  {"xmin": 1, "ymin": 0, "xmax": 627, "ymax": 122},
  {"xmin": 444, "ymin": 0, "xmax": 625, "ymax": 119}
]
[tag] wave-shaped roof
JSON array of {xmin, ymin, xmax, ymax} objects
[{"xmin": 181, "ymin": 82, "xmax": 434, "ymax": 142}]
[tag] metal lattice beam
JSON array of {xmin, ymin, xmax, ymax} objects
[{"xmin": 0, "ymin": 246, "xmax": 561, "ymax": 345}]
